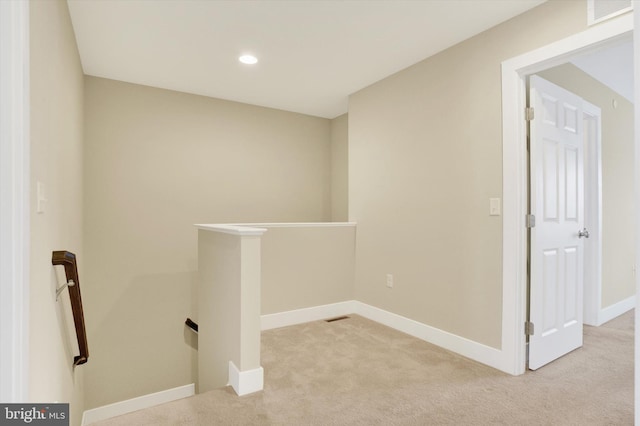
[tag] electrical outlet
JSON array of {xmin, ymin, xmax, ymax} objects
[{"xmin": 386, "ymin": 274, "xmax": 393, "ymax": 288}]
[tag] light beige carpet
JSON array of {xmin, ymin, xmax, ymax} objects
[{"xmin": 93, "ymin": 311, "xmax": 633, "ymax": 425}]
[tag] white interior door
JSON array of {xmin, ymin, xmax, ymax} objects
[{"xmin": 529, "ymin": 75, "xmax": 585, "ymax": 370}]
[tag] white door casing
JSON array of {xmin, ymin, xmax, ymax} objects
[
  {"xmin": 635, "ymin": 6, "xmax": 640, "ymax": 425},
  {"xmin": 0, "ymin": 0, "xmax": 30, "ymax": 402},
  {"xmin": 528, "ymin": 75, "xmax": 585, "ymax": 370},
  {"xmin": 582, "ymin": 101, "xmax": 602, "ymax": 327}
]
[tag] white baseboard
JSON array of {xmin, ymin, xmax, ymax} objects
[
  {"xmin": 352, "ymin": 302, "xmax": 505, "ymax": 371},
  {"xmin": 598, "ymin": 296, "xmax": 635, "ymax": 325},
  {"xmin": 228, "ymin": 361, "xmax": 263, "ymax": 396},
  {"xmin": 83, "ymin": 300, "xmax": 511, "ymax": 423},
  {"xmin": 261, "ymin": 300, "xmax": 356, "ymax": 330},
  {"xmin": 84, "ymin": 295, "xmax": 633, "ymax": 423},
  {"xmin": 81, "ymin": 383, "xmax": 195, "ymax": 425},
  {"xmin": 260, "ymin": 300, "xmax": 504, "ymax": 372}
]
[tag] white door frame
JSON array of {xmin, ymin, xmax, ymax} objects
[
  {"xmin": 582, "ymin": 101, "xmax": 602, "ymax": 327},
  {"xmin": 500, "ymin": 13, "xmax": 634, "ymax": 376},
  {"xmin": 0, "ymin": 0, "xmax": 30, "ymax": 402},
  {"xmin": 634, "ymin": 6, "xmax": 640, "ymax": 425}
]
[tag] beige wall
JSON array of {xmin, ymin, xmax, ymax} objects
[
  {"xmin": 349, "ymin": 0, "xmax": 591, "ymax": 349},
  {"xmin": 29, "ymin": 1, "xmax": 85, "ymax": 424},
  {"xmin": 331, "ymin": 114, "xmax": 349, "ymax": 221},
  {"xmin": 261, "ymin": 224, "xmax": 356, "ymax": 315},
  {"xmin": 82, "ymin": 77, "xmax": 332, "ymax": 408},
  {"xmin": 538, "ymin": 63, "xmax": 635, "ymax": 308}
]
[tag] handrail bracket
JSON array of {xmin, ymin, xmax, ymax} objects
[{"xmin": 56, "ymin": 278, "xmax": 75, "ymax": 301}]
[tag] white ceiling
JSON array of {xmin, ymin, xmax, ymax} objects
[
  {"xmin": 67, "ymin": 0, "xmax": 545, "ymax": 119},
  {"xmin": 571, "ymin": 39, "xmax": 634, "ymax": 103}
]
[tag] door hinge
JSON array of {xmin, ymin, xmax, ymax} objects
[
  {"xmin": 526, "ymin": 214, "xmax": 536, "ymax": 228},
  {"xmin": 525, "ymin": 321, "xmax": 535, "ymax": 336},
  {"xmin": 525, "ymin": 107, "xmax": 535, "ymax": 121}
]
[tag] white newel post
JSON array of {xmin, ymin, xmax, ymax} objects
[{"xmin": 196, "ymin": 224, "xmax": 266, "ymax": 396}]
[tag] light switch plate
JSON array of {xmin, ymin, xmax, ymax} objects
[
  {"xmin": 489, "ymin": 198, "xmax": 501, "ymax": 216},
  {"xmin": 37, "ymin": 181, "xmax": 46, "ymax": 214}
]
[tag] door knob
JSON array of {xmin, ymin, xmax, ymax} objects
[{"xmin": 578, "ymin": 228, "xmax": 590, "ymax": 239}]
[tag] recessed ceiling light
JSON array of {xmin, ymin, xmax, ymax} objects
[{"xmin": 239, "ymin": 54, "xmax": 258, "ymax": 65}]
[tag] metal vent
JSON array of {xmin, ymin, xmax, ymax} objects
[
  {"xmin": 587, "ymin": 0, "xmax": 633, "ymax": 25},
  {"xmin": 325, "ymin": 315, "xmax": 350, "ymax": 322}
]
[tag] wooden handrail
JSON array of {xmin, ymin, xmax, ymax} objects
[{"xmin": 52, "ymin": 251, "xmax": 89, "ymax": 366}]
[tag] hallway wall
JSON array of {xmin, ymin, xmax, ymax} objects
[
  {"xmin": 29, "ymin": 1, "xmax": 85, "ymax": 424},
  {"xmin": 261, "ymin": 224, "xmax": 356, "ymax": 315},
  {"xmin": 82, "ymin": 77, "xmax": 332, "ymax": 408},
  {"xmin": 349, "ymin": 0, "xmax": 594, "ymax": 348}
]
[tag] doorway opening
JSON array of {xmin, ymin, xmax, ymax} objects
[
  {"xmin": 526, "ymin": 39, "xmax": 635, "ymax": 371},
  {"xmin": 500, "ymin": 13, "xmax": 634, "ymax": 376}
]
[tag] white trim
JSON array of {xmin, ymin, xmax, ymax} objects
[
  {"xmin": 261, "ymin": 301, "xmax": 356, "ymax": 330},
  {"xmin": 195, "ymin": 222, "xmax": 357, "ymax": 237},
  {"xmin": 81, "ymin": 384, "xmax": 195, "ymax": 426},
  {"xmin": 582, "ymin": 101, "xmax": 603, "ymax": 327},
  {"xmin": 195, "ymin": 224, "xmax": 267, "ymax": 236},
  {"xmin": 501, "ymin": 14, "xmax": 633, "ymax": 376},
  {"xmin": 598, "ymin": 296, "xmax": 636, "ymax": 326},
  {"xmin": 262, "ymin": 301, "xmax": 505, "ymax": 373},
  {"xmin": 0, "ymin": 0, "xmax": 30, "ymax": 403},
  {"xmin": 228, "ymin": 362, "xmax": 263, "ymax": 396},
  {"xmin": 76, "ymin": 290, "xmax": 635, "ymax": 424},
  {"xmin": 233, "ymin": 222, "xmax": 357, "ymax": 228},
  {"xmin": 352, "ymin": 302, "xmax": 505, "ymax": 372},
  {"xmin": 634, "ymin": 6, "xmax": 639, "ymax": 424}
]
